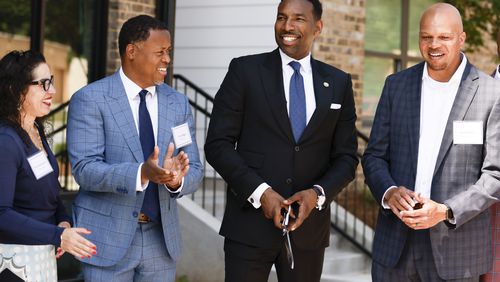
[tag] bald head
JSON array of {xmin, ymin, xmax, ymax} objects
[
  {"xmin": 420, "ymin": 3, "xmax": 463, "ymax": 33},
  {"xmin": 418, "ymin": 3, "xmax": 465, "ymax": 82}
]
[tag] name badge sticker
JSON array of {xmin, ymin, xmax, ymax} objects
[
  {"xmin": 27, "ymin": 151, "xmax": 54, "ymax": 180},
  {"xmin": 453, "ymin": 121, "xmax": 483, "ymax": 145},
  {"xmin": 172, "ymin": 123, "xmax": 193, "ymax": 148}
]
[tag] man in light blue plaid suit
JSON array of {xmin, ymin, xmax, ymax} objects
[
  {"xmin": 67, "ymin": 15, "xmax": 202, "ymax": 281},
  {"xmin": 363, "ymin": 3, "xmax": 500, "ymax": 281}
]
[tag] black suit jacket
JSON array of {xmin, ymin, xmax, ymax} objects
[{"xmin": 205, "ymin": 49, "xmax": 358, "ymax": 250}]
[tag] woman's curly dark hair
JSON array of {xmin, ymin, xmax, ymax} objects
[{"xmin": 0, "ymin": 50, "xmax": 47, "ymax": 146}]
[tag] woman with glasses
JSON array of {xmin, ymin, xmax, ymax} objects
[{"xmin": 0, "ymin": 50, "xmax": 96, "ymax": 282}]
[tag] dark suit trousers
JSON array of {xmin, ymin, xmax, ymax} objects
[
  {"xmin": 372, "ymin": 230, "xmax": 479, "ymax": 282},
  {"xmin": 224, "ymin": 238, "xmax": 324, "ymax": 282}
]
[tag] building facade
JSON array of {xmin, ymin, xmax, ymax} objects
[{"xmin": 1, "ymin": 0, "xmax": 497, "ymax": 126}]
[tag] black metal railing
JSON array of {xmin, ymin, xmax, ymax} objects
[
  {"xmin": 331, "ymin": 131, "xmax": 377, "ymax": 257},
  {"xmin": 173, "ymin": 74, "xmax": 226, "ymax": 219},
  {"xmin": 46, "ymin": 74, "xmax": 376, "ymax": 264},
  {"xmin": 43, "ymin": 100, "xmax": 79, "ymax": 191}
]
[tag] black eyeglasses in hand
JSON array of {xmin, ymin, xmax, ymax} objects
[{"xmin": 30, "ymin": 75, "xmax": 54, "ymax": 92}]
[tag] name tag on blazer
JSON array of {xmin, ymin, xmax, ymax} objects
[
  {"xmin": 330, "ymin": 103, "xmax": 341, "ymax": 110},
  {"xmin": 453, "ymin": 121, "xmax": 483, "ymax": 144},
  {"xmin": 27, "ymin": 151, "xmax": 54, "ymax": 179}
]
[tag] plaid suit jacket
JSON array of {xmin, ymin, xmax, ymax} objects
[
  {"xmin": 482, "ymin": 66, "xmax": 500, "ymax": 281},
  {"xmin": 363, "ymin": 62, "xmax": 500, "ymax": 279}
]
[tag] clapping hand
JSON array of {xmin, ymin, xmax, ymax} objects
[
  {"xmin": 56, "ymin": 221, "xmax": 96, "ymax": 260},
  {"xmin": 141, "ymin": 143, "xmax": 189, "ymax": 189},
  {"xmin": 162, "ymin": 143, "xmax": 189, "ymax": 189}
]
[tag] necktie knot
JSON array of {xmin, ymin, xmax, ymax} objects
[
  {"xmin": 289, "ymin": 61, "xmax": 301, "ymax": 73},
  {"xmin": 139, "ymin": 89, "xmax": 148, "ymax": 102}
]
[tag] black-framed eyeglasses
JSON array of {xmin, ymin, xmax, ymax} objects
[{"xmin": 30, "ymin": 75, "xmax": 54, "ymax": 92}]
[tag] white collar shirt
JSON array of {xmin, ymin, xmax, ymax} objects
[
  {"xmin": 495, "ymin": 65, "xmax": 500, "ymax": 80},
  {"xmin": 414, "ymin": 55, "xmax": 467, "ymax": 198},
  {"xmin": 119, "ymin": 67, "xmax": 158, "ymax": 142},
  {"xmin": 279, "ymin": 49, "xmax": 316, "ymax": 124}
]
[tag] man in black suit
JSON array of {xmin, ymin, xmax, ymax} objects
[{"xmin": 204, "ymin": 0, "xmax": 358, "ymax": 281}]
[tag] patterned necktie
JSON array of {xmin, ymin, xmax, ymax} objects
[
  {"xmin": 138, "ymin": 90, "xmax": 160, "ymax": 222},
  {"xmin": 288, "ymin": 61, "xmax": 306, "ymax": 142}
]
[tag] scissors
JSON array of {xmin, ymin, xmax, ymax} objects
[
  {"xmin": 282, "ymin": 205, "xmax": 294, "ymax": 269},
  {"xmin": 282, "ymin": 205, "xmax": 291, "ymax": 236}
]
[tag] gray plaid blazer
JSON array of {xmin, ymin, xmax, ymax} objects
[{"xmin": 363, "ymin": 62, "xmax": 500, "ymax": 279}]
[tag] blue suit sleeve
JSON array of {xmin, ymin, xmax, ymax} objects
[
  {"xmin": 362, "ymin": 75, "xmax": 398, "ymax": 205},
  {"xmin": 170, "ymin": 93, "xmax": 203, "ymax": 198},
  {"xmin": 67, "ymin": 88, "xmax": 140, "ymax": 195}
]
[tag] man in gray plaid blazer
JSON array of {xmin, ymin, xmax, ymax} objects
[{"xmin": 363, "ymin": 3, "xmax": 500, "ymax": 281}]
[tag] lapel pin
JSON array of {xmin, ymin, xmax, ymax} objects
[{"xmin": 323, "ymin": 82, "xmax": 329, "ymax": 87}]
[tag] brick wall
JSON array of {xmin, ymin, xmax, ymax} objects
[
  {"xmin": 106, "ymin": 0, "xmax": 157, "ymax": 75},
  {"xmin": 313, "ymin": 0, "xmax": 365, "ymax": 126}
]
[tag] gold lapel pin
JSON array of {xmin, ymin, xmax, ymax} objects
[{"xmin": 323, "ymin": 82, "xmax": 330, "ymax": 87}]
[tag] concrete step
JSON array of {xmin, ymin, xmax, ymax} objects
[
  {"xmin": 321, "ymin": 231, "xmax": 371, "ymax": 276},
  {"xmin": 322, "ymin": 248, "xmax": 370, "ymax": 275},
  {"xmin": 320, "ymin": 270, "xmax": 372, "ymax": 282},
  {"xmin": 269, "ymin": 266, "xmax": 371, "ymax": 282}
]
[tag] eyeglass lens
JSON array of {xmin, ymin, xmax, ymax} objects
[{"xmin": 42, "ymin": 76, "xmax": 54, "ymax": 91}]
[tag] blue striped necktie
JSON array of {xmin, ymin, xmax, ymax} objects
[{"xmin": 288, "ymin": 61, "xmax": 306, "ymax": 142}]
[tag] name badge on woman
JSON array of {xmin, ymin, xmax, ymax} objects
[{"xmin": 27, "ymin": 151, "xmax": 54, "ymax": 180}]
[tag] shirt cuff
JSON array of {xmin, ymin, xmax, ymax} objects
[
  {"xmin": 136, "ymin": 163, "xmax": 149, "ymax": 192},
  {"xmin": 313, "ymin": 185, "xmax": 325, "ymax": 195},
  {"xmin": 165, "ymin": 177, "xmax": 184, "ymax": 193},
  {"xmin": 248, "ymin": 183, "xmax": 270, "ymax": 209},
  {"xmin": 381, "ymin": 186, "xmax": 398, "ymax": 209}
]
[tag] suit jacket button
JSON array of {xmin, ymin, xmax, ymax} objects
[
  {"xmin": 133, "ymin": 211, "xmax": 138, "ymax": 217},
  {"xmin": 294, "ymin": 146, "xmax": 300, "ymax": 152},
  {"xmin": 286, "ymin": 178, "xmax": 292, "ymax": 184}
]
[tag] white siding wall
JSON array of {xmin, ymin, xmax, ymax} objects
[{"xmin": 174, "ymin": 0, "xmax": 280, "ymax": 96}]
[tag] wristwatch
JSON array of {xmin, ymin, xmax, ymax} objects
[
  {"xmin": 312, "ymin": 186, "xmax": 326, "ymax": 211},
  {"xmin": 446, "ymin": 205, "xmax": 454, "ymax": 221}
]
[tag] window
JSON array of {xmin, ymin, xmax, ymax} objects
[
  {"xmin": 0, "ymin": 0, "xmax": 107, "ymax": 104},
  {"xmin": 44, "ymin": 0, "xmax": 99, "ymax": 103},
  {"xmin": 362, "ymin": 0, "xmax": 436, "ymax": 134}
]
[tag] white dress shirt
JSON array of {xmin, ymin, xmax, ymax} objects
[
  {"xmin": 495, "ymin": 65, "xmax": 500, "ymax": 80},
  {"xmin": 414, "ymin": 56, "xmax": 467, "ymax": 198},
  {"xmin": 247, "ymin": 50, "xmax": 318, "ymax": 208},
  {"xmin": 382, "ymin": 55, "xmax": 467, "ymax": 208},
  {"xmin": 119, "ymin": 68, "xmax": 182, "ymax": 193}
]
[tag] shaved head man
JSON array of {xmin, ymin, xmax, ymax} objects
[
  {"xmin": 363, "ymin": 2, "xmax": 500, "ymax": 281},
  {"xmin": 419, "ymin": 3, "xmax": 465, "ymax": 81}
]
